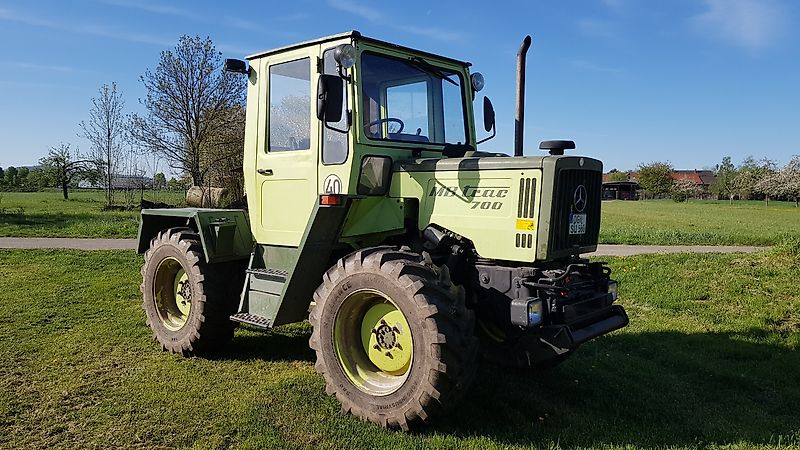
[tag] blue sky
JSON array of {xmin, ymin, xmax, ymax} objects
[{"xmin": 0, "ymin": 0, "xmax": 798, "ymax": 173}]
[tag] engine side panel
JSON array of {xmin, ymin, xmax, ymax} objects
[{"xmin": 390, "ymin": 166, "xmax": 542, "ymax": 262}]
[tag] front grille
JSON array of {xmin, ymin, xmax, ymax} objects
[{"xmin": 548, "ymin": 169, "xmax": 602, "ymax": 253}]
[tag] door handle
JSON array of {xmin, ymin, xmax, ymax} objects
[{"xmin": 257, "ymin": 168, "xmax": 273, "ymax": 176}]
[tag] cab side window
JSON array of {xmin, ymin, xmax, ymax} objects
[
  {"xmin": 269, "ymin": 58, "xmax": 311, "ymax": 152},
  {"xmin": 322, "ymin": 48, "xmax": 348, "ymax": 164}
]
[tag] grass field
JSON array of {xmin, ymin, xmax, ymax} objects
[
  {"xmin": 2, "ymin": 192, "xmax": 800, "ymax": 246},
  {"xmin": 1, "ymin": 248, "xmax": 798, "ymax": 449},
  {"xmin": 601, "ymin": 199, "xmax": 800, "ymax": 246},
  {"xmin": 0, "ymin": 190, "xmax": 183, "ymax": 238}
]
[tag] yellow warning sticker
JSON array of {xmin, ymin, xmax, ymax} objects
[{"xmin": 515, "ymin": 219, "xmax": 537, "ymax": 231}]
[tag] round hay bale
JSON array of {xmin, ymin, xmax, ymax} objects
[{"xmin": 186, "ymin": 186, "xmax": 229, "ymax": 208}]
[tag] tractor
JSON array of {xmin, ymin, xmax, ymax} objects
[{"xmin": 137, "ymin": 31, "xmax": 628, "ymax": 430}]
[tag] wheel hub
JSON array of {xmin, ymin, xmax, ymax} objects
[
  {"xmin": 374, "ymin": 321, "xmax": 397, "ymax": 350},
  {"xmin": 360, "ymin": 303, "xmax": 412, "ymax": 374}
]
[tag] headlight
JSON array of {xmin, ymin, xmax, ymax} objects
[
  {"xmin": 470, "ymin": 72, "xmax": 485, "ymax": 92},
  {"xmin": 334, "ymin": 44, "xmax": 356, "ymax": 69},
  {"xmin": 510, "ymin": 297, "xmax": 544, "ymax": 327},
  {"xmin": 527, "ymin": 299, "xmax": 543, "ymax": 326},
  {"xmin": 608, "ymin": 280, "xmax": 618, "ymax": 302}
]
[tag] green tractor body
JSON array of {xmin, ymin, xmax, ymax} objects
[{"xmin": 137, "ymin": 31, "xmax": 628, "ymax": 429}]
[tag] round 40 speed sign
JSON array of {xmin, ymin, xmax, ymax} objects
[{"xmin": 323, "ymin": 174, "xmax": 342, "ymax": 194}]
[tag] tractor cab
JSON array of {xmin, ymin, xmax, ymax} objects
[{"xmin": 229, "ymin": 31, "xmax": 492, "ymax": 247}]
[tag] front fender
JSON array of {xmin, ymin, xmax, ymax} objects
[{"xmin": 138, "ymin": 208, "xmax": 253, "ymax": 263}]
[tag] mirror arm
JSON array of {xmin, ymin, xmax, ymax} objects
[
  {"xmin": 337, "ymin": 64, "xmax": 352, "ymax": 82},
  {"xmin": 476, "ymin": 123, "xmax": 496, "ymax": 145}
]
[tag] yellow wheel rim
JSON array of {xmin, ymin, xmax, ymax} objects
[
  {"xmin": 333, "ymin": 289, "xmax": 413, "ymax": 396},
  {"xmin": 154, "ymin": 257, "xmax": 192, "ymax": 331}
]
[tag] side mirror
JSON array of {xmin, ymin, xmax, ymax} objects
[
  {"xmin": 316, "ymin": 74, "xmax": 344, "ymax": 122},
  {"xmin": 223, "ymin": 59, "xmax": 248, "ymax": 75},
  {"xmin": 477, "ymin": 96, "xmax": 496, "ymax": 145},
  {"xmin": 483, "ymin": 96, "xmax": 495, "ymax": 132}
]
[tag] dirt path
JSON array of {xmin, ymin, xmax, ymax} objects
[{"xmin": 0, "ymin": 238, "xmax": 768, "ymax": 256}]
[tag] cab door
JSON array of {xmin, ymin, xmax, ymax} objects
[{"xmin": 256, "ymin": 47, "xmax": 319, "ymax": 246}]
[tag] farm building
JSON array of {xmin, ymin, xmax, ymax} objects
[
  {"xmin": 602, "ymin": 181, "xmax": 640, "ymax": 200},
  {"xmin": 671, "ymin": 170, "xmax": 716, "ymax": 190}
]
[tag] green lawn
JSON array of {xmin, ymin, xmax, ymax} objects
[
  {"xmin": 0, "ymin": 190, "xmax": 184, "ymax": 238},
  {"xmin": 1, "ymin": 249, "xmax": 798, "ymax": 449},
  {"xmin": 2, "ymin": 192, "xmax": 800, "ymax": 246},
  {"xmin": 601, "ymin": 199, "xmax": 800, "ymax": 246}
]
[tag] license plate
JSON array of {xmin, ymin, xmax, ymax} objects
[{"xmin": 569, "ymin": 213, "xmax": 587, "ymax": 235}]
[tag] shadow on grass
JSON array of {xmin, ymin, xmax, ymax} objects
[
  {"xmin": 210, "ymin": 326, "xmax": 315, "ymax": 363},
  {"xmin": 430, "ymin": 330, "xmax": 800, "ymax": 448},
  {"xmin": 211, "ymin": 326, "xmax": 800, "ymax": 447}
]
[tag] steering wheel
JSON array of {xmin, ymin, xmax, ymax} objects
[{"xmin": 366, "ymin": 117, "xmax": 404, "ymax": 135}]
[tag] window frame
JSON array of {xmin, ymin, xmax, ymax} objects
[{"xmin": 357, "ymin": 50, "xmax": 469, "ymax": 148}]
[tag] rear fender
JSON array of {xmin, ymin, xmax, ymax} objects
[{"xmin": 138, "ymin": 208, "xmax": 253, "ymax": 263}]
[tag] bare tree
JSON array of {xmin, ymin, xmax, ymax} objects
[
  {"xmin": 200, "ymin": 105, "xmax": 246, "ymax": 205},
  {"xmin": 80, "ymin": 82, "xmax": 126, "ymax": 209},
  {"xmin": 39, "ymin": 144, "xmax": 90, "ymax": 200},
  {"xmin": 128, "ymin": 35, "xmax": 245, "ymax": 186}
]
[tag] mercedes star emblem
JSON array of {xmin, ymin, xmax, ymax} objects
[{"xmin": 573, "ymin": 185, "xmax": 587, "ymax": 212}]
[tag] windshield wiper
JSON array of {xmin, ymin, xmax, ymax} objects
[{"xmin": 406, "ymin": 57, "xmax": 458, "ymax": 86}]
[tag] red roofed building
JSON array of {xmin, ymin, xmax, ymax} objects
[{"xmin": 671, "ymin": 170, "xmax": 716, "ymax": 189}]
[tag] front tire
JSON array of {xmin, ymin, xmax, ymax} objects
[
  {"xmin": 309, "ymin": 247, "xmax": 478, "ymax": 430},
  {"xmin": 140, "ymin": 227, "xmax": 240, "ymax": 356}
]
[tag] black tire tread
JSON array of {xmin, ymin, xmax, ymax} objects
[
  {"xmin": 309, "ymin": 247, "xmax": 478, "ymax": 430},
  {"xmin": 141, "ymin": 227, "xmax": 239, "ymax": 356}
]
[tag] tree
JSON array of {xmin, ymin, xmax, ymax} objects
[
  {"xmin": 200, "ymin": 105, "xmax": 246, "ymax": 204},
  {"xmin": 756, "ymin": 155, "xmax": 800, "ymax": 207},
  {"xmin": 129, "ymin": 35, "xmax": 246, "ymax": 186},
  {"xmin": 637, "ymin": 162, "xmax": 674, "ymax": 199},
  {"xmin": 23, "ymin": 168, "xmax": 50, "ymax": 191},
  {"xmin": 711, "ymin": 156, "xmax": 737, "ymax": 203},
  {"xmin": 153, "ymin": 172, "xmax": 167, "ymax": 190},
  {"xmin": 671, "ymin": 179, "xmax": 703, "ymax": 202},
  {"xmin": 734, "ymin": 157, "xmax": 774, "ymax": 203},
  {"xmin": 4, "ymin": 166, "xmax": 18, "ymax": 188},
  {"xmin": 606, "ymin": 169, "xmax": 629, "ymax": 182},
  {"xmin": 0, "ymin": 166, "xmax": 4, "ymax": 187},
  {"xmin": 39, "ymin": 144, "xmax": 90, "ymax": 199},
  {"xmin": 783, "ymin": 156, "xmax": 800, "ymax": 207},
  {"xmin": 80, "ymin": 82, "xmax": 126, "ymax": 208}
]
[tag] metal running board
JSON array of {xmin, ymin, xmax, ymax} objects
[
  {"xmin": 246, "ymin": 267, "xmax": 288, "ymax": 282},
  {"xmin": 230, "ymin": 312, "xmax": 273, "ymax": 329}
]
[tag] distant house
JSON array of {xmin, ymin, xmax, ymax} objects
[
  {"xmin": 672, "ymin": 170, "xmax": 716, "ymax": 191},
  {"xmin": 79, "ymin": 174, "xmax": 153, "ymax": 190},
  {"xmin": 602, "ymin": 181, "xmax": 640, "ymax": 200},
  {"xmin": 111, "ymin": 174, "xmax": 153, "ymax": 190}
]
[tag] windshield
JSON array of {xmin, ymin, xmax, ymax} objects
[{"xmin": 360, "ymin": 52, "xmax": 467, "ymax": 145}]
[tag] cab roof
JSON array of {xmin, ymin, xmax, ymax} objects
[{"xmin": 245, "ymin": 30, "xmax": 471, "ymax": 67}]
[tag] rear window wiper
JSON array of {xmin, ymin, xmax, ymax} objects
[{"xmin": 406, "ymin": 57, "xmax": 458, "ymax": 86}]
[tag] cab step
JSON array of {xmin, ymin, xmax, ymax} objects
[
  {"xmin": 230, "ymin": 312, "xmax": 273, "ymax": 329},
  {"xmin": 246, "ymin": 267, "xmax": 288, "ymax": 283}
]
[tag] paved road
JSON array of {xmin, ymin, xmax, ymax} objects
[
  {"xmin": 0, "ymin": 237, "xmax": 768, "ymax": 256},
  {"xmin": 0, "ymin": 237, "xmax": 138, "ymax": 250}
]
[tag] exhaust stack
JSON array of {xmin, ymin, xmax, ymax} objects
[{"xmin": 514, "ymin": 35, "xmax": 532, "ymax": 157}]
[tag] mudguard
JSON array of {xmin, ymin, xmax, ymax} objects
[{"xmin": 137, "ymin": 208, "xmax": 253, "ymax": 263}]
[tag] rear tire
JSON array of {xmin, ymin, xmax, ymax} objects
[
  {"xmin": 309, "ymin": 247, "xmax": 478, "ymax": 430},
  {"xmin": 141, "ymin": 227, "xmax": 241, "ymax": 356}
]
